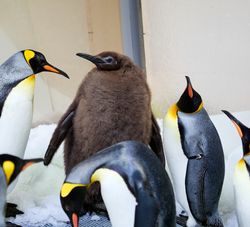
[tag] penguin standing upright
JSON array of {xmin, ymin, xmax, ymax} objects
[
  {"xmin": 0, "ymin": 49, "xmax": 69, "ymax": 160},
  {"xmin": 44, "ymin": 51, "xmax": 164, "ymax": 171},
  {"xmin": 0, "ymin": 154, "xmax": 43, "ymax": 226},
  {"xmin": 164, "ymin": 76, "xmax": 224, "ymax": 226},
  {"xmin": 222, "ymin": 110, "xmax": 250, "ymax": 227},
  {"xmin": 60, "ymin": 141, "xmax": 175, "ymax": 227}
]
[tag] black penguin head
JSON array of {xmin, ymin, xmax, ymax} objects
[
  {"xmin": 0, "ymin": 154, "xmax": 43, "ymax": 185},
  {"xmin": 177, "ymin": 76, "xmax": 203, "ymax": 113},
  {"xmin": 22, "ymin": 49, "xmax": 69, "ymax": 78},
  {"xmin": 222, "ymin": 110, "xmax": 250, "ymax": 156},
  {"xmin": 76, "ymin": 51, "xmax": 125, "ymax": 71},
  {"xmin": 60, "ymin": 182, "xmax": 88, "ymax": 227}
]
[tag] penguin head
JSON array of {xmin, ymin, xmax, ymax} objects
[
  {"xmin": 0, "ymin": 154, "xmax": 43, "ymax": 185},
  {"xmin": 76, "ymin": 51, "xmax": 133, "ymax": 71},
  {"xmin": 222, "ymin": 110, "xmax": 250, "ymax": 156},
  {"xmin": 22, "ymin": 49, "xmax": 69, "ymax": 78},
  {"xmin": 60, "ymin": 182, "xmax": 87, "ymax": 227},
  {"xmin": 177, "ymin": 76, "xmax": 203, "ymax": 113}
]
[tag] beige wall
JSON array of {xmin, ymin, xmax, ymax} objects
[
  {"xmin": 141, "ymin": 0, "xmax": 250, "ymax": 117},
  {"xmin": 0, "ymin": 0, "xmax": 123, "ymax": 125}
]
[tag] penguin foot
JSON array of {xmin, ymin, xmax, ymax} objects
[
  {"xmin": 6, "ymin": 222, "xmax": 22, "ymax": 227},
  {"xmin": 6, "ymin": 203, "xmax": 24, "ymax": 218},
  {"xmin": 176, "ymin": 214, "xmax": 188, "ymax": 227}
]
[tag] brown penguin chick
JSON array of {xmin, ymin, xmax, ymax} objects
[{"xmin": 44, "ymin": 51, "xmax": 164, "ymax": 173}]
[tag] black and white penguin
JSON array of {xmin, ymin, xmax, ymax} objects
[
  {"xmin": 0, "ymin": 154, "xmax": 43, "ymax": 226},
  {"xmin": 163, "ymin": 76, "xmax": 203, "ymax": 226},
  {"xmin": 222, "ymin": 110, "xmax": 250, "ymax": 227},
  {"xmin": 177, "ymin": 77, "xmax": 224, "ymax": 226},
  {"xmin": 60, "ymin": 140, "xmax": 175, "ymax": 227},
  {"xmin": 0, "ymin": 49, "xmax": 68, "ymax": 161},
  {"xmin": 164, "ymin": 76, "xmax": 224, "ymax": 226}
]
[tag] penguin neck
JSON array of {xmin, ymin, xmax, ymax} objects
[
  {"xmin": 0, "ymin": 53, "xmax": 34, "ymax": 117},
  {"xmin": 166, "ymin": 104, "xmax": 179, "ymax": 121},
  {"xmin": 0, "ymin": 76, "xmax": 35, "ymax": 117},
  {"xmin": 92, "ymin": 168, "xmax": 137, "ymax": 227}
]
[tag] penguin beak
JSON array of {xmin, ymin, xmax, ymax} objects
[
  {"xmin": 185, "ymin": 76, "xmax": 193, "ymax": 98},
  {"xmin": 76, "ymin": 53, "xmax": 106, "ymax": 66},
  {"xmin": 72, "ymin": 213, "xmax": 79, "ymax": 227},
  {"xmin": 222, "ymin": 110, "xmax": 244, "ymax": 138},
  {"xmin": 43, "ymin": 63, "xmax": 69, "ymax": 79},
  {"xmin": 21, "ymin": 158, "xmax": 44, "ymax": 171}
]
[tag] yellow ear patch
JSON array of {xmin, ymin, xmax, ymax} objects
[
  {"xmin": 2, "ymin": 161, "xmax": 15, "ymax": 184},
  {"xmin": 196, "ymin": 102, "xmax": 204, "ymax": 113},
  {"xmin": 61, "ymin": 182, "xmax": 85, "ymax": 198},
  {"xmin": 24, "ymin": 50, "xmax": 35, "ymax": 65}
]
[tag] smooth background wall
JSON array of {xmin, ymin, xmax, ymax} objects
[
  {"xmin": 1, "ymin": 0, "xmax": 250, "ymax": 122},
  {"xmin": 141, "ymin": 0, "xmax": 250, "ymax": 117},
  {"xmin": 0, "ymin": 0, "xmax": 123, "ymax": 125}
]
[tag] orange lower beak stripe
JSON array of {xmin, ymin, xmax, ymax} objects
[
  {"xmin": 72, "ymin": 213, "xmax": 78, "ymax": 227},
  {"xmin": 43, "ymin": 65, "xmax": 60, "ymax": 74}
]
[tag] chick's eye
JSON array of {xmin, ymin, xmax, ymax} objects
[{"xmin": 104, "ymin": 56, "xmax": 114, "ymax": 63}]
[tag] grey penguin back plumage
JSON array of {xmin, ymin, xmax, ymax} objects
[
  {"xmin": 0, "ymin": 52, "xmax": 33, "ymax": 114},
  {"xmin": 0, "ymin": 167, "xmax": 6, "ymax": 227},
  {"xmin": 178, "ymin": 108, "xmax": 225, "ymax": 226}
]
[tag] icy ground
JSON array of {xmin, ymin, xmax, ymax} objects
[{"xmin": 5, "ymin": 109, "xmax": 248, "ymax": 226}]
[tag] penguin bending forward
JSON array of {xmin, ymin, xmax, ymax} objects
[
  {"xmin": 222, "ymin": 110, "xmax": 250, "ymax": 227},
  {"xmin": 60, "ymin": 140, "xmax": 175, "ymax": 227},
  {"xmin": 164, "ymin": 76, "xmax": 224, "ymax": 226},
  {"xmin": 44, "ymin": 51, "xmax": 164, "ymax": 171},
  {"xmin": 0, "ymin": 154, "xmax": 43, "ymax": 226}
]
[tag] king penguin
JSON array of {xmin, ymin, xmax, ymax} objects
[
  {"xmin": 44, "ymin": 51, "xmax": 164, "ymax": 171},
  {"xmin": 164, "ymin": 76, "xmax": 224, "ymax": 226},
  {"xmin": 222, "ymin": 110, "xmax": 250, "ymax": 227},
  {"xmin": 0, "ymin": 154, "xmax": 43, "ymax": 226},
  {"xmin": 0, "ymin": 49, "xmax": 69, "ymax": 161},
  {"xmin": 60, "ymin": 140, "xmax": 175, "ymax": 227}
]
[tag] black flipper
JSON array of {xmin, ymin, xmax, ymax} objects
[
  {"xmin": 44, "ymin": 100, "xmax": 77, "ymax": 165},
  {"xmin": 149, "ymin": 114, "xmax": 165, "ymax": 166}
]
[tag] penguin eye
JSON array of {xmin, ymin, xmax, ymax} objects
[{"xmin": 104, "ymin": 56, "xmax": 116, "ymax": 64}]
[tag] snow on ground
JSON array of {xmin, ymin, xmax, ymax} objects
[{"xmin": 5, "ymin": 111, "xmax": 248, "ymax": 226}]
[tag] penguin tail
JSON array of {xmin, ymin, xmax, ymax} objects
[{"xmin": 206, "ymin": 213, "xmax": 223, "ymax": 227}]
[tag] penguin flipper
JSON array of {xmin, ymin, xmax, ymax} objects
[
  {"xmin": 44, "ymin": 100, "xmax": 77, "ymax": 165},
  {"xmin": 149, "ymin": 114, "xmax": 165, "ymax": 166}
]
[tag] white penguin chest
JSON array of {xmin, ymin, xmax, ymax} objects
[
  {"xmin": 234, "ymin": 160, "xmax": 250, "ymax": 227},
  {"xmin": 163, "ymin": 114, "xmax": 196, "ymax": 226},
  {"xmin": 93, "ymin": 168, "xmax": 137, "ymax": 227},
  {"xmin": 0, "ymin": 77, "xmax": 35, "ymax": 158}
]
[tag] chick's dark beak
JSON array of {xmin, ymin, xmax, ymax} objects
[
  {"xmin": 43, "ymin": 63, "xmax": 69, "ymax": 79},
  {"xmin": 76, "ymin": 53, "xmax": 106, "ymax": 66}
]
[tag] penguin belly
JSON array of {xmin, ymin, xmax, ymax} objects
[
  {"xmin": 163, "ymin": 114, "xmax": 196, "ymax": 227},
  {"xmin": 0, "ymin": 77, "xmax": 35, "ymax": 192},
  {"xmin": 0, "ymin": 76, "xmax": 35, "ymax": 157},
  {"xmin": 94, "ymin": 168, "xmax": 137, "ymax": 227},
  {"xmin": 234, "ymin": 160, "xmax": 250, "ymax": 227}
]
